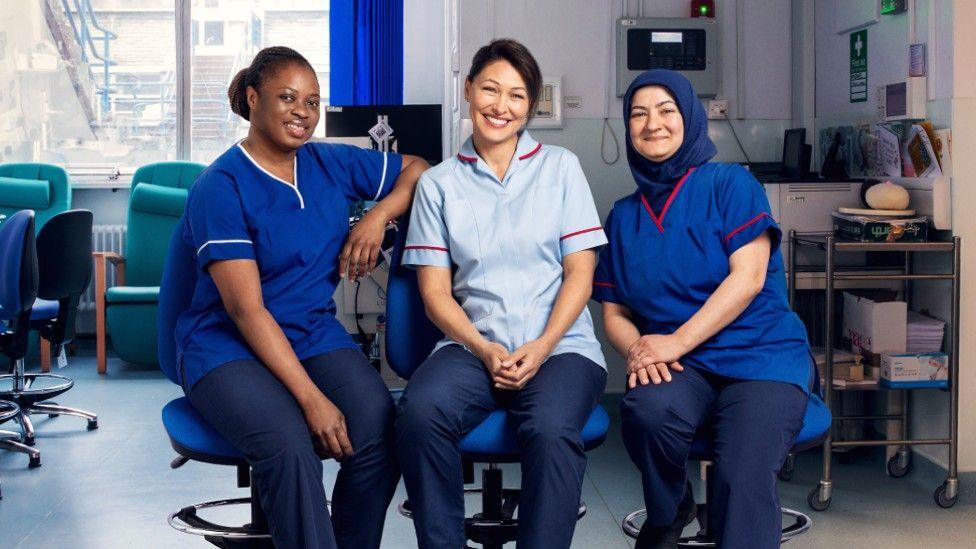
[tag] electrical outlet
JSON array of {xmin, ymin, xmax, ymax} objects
[{"xmin": 707, "ymin": 99, "xmax": 729, "ymax": 120}]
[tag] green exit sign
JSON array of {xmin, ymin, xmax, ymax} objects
[{"xmin": 881, "ymin": 0, "xmax": 907, "ymax": 14}]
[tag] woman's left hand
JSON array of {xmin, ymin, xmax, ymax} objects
[
  {"xmin": 494, "ymin": 338, "xmax": 554, "ymax": 390},
  {"xmin": 339, "ymin": 209, "xmax": 388, "ymax": 282}
]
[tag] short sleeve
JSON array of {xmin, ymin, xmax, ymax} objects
[
  {"xmin": 718, "ymin": 166, "xmax": 782, "ymax": 256},
  {"xmin": 592, "ymin": 208, "xmax": 624, "ymax": 304},
  {"xmin": 401, "ymin": 174, "xmax": 451, "ymax": 268},
  {"xmin": 329, "ymin": 144, "xmax": 403, "ymax": 202},
  {"xmin": 185, "ymin": 172, "xmax": 255, "ymax": 268},
  {"xmin": 558, "ymin": 152, "xmax": 608, "ymax": 257}
]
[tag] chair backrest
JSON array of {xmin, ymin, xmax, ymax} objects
[
  {"xmin": 0, "ymin": 210, "xmax": 37, "ymax": 361},
  {"xmin": 157, "ymin": 225, "xmax": 199, "ymax": 386},
  {"xmin": 34, "ymin": 210, "xmax": 94, "ymax": 346},
  {"xmin": 0, "ymin": 163, "xmax": 71, "ymax": 233},
  {"xmin": 0, "ymin": 210, "xmax": 37, "ymax": 320},
  {"xmin": 384, "ymin": 213, "xmax": 444, "ymax": 380},
  {"xmin": 125, "ymin": 161, "xmax": 205, "ymax": 287}
]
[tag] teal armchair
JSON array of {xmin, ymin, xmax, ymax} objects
[
  {"xmin": 0, "ymin": 163, "xmax": 71, "ymax": 232},
  {"xmin": 95, "ymin": 161, "xmax": 205, "ymax": 373}
]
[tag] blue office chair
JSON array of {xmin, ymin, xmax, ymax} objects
[
  {"xmin": 0, "ymin": 210, "xmax": 98, "ymax": 447},
  {"xmin": 620, "ymin": 390, "xmax": 832, "ymax": 547},
  {"xmin": 157, "ymin": 227, "xmax": 276, "ymax": 548},
  {"xmin": 0, "ymin": 210, "xmax": 42, "ymax": 468},
  {"xmin": 385, "ymin": 215, "xmax": 611, "ymax": 549}
]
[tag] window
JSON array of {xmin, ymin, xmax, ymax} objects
[
  {"xmin": 190, "ymin": 1, "xmax": 331, "ymax": 163},
  {"xmin": 203, "ymin": 21, "xmax": 224, "ymax": 46},
  {"xmin": 1, "ymin": 0, "xmax": 330, "ymax": 182}
]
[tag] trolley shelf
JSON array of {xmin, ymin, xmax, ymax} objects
[{"xmin": 789, "ymin": 231, "xmax": 961, "ymax": 511}]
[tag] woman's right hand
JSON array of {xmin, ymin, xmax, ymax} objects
[
  {"xmin": 300, "ymin": 392, "xmax": 354, "ymax": 460},
  {"xmin": 474, "ymin": 341, "xmax": 513, "ymax": 386}
]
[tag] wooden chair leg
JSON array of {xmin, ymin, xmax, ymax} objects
[
  {"xmin": 40, "ymin": 337, "xmax": 51, "ymax": 373},
  {"xmin": 95, "ymin": 257, "xmax": 107, "ymax": 375}
]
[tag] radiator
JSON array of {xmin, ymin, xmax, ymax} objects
[{"xmin": 77, "ymin": 224, "xmax": 126, "ymax": 335}]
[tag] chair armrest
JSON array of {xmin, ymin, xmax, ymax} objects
[{"xmin": 93, "ymin": 252, "xmax": 126, "ymax": 287}]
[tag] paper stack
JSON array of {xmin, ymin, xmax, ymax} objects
[{"xmin": 907, "ymin": 311, "xmax": 946, "ymax": 353}]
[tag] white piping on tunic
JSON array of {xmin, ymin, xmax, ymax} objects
[
  {"xmin": 373, "ymin": 152, "xmax": 389, "ymax": 201},
  {"xmin": 236, "ymin": 142, "xmax": 305, "ymax": 209},
  {"xmin": 197, "ymin": 239, "xmax": 253, "ymax": 256}
]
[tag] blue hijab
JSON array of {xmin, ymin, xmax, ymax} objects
[{"xmin": 623, "ymin": 70, "xmax": 717, "ymax": 211}]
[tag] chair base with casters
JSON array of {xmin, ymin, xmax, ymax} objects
[
  {"xmin": 163, "ymin": 397, "xmax": 275, "ymax": 548},
  {"xmin": 0, "ymin": 398, "xmax": 40, "ymax": 472},
  {"xmin": 0, "ymin": 357, "xmax": 97, "ymax": 447},
  {"xmin": 396, "ymin": 405, "xmax": 610, "ymax": 549},
  {"xmin": 621, "ymin": 394, "xmax": 831, "ymax": 548}
]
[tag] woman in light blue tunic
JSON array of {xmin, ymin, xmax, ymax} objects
[{"xmin": 395, "ymin": 39, "xmax": 608, "ymax": 549}]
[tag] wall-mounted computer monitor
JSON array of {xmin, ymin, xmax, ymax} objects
[{"xmin": 323, "ymin": 104, "xmax": 443, "ymax": 165}]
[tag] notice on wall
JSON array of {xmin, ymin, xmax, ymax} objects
[{"xmin": 850, "ymin": 30, "xmax": 868, "ymax": 103}]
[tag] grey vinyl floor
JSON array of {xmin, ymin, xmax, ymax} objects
[{"xmin": 1, "ymin": 347, "xmax": 974, "ymax": 548}]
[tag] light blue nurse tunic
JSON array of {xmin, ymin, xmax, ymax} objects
[{"xmin": 402, "ymin": 131, "xmax": 607, "ymax": 367}]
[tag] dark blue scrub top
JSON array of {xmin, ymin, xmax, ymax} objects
[
  {"xmin": 175, "ymin": 142, "xmax": 402, "ymax": 390},
  {"xmin": 593, "ymin": 162, "xmax": 812, "ymax": 393}
]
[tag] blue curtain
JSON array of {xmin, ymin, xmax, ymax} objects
[{"xmin": 330, "ymin": 0, "xmax": 404, "ymax": 105}]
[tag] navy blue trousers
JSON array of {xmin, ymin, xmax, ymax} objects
[
  {"xmin": 395, "ymin": 345, "xmax": 607, "ymax": 549},
  {"xmin": 621, "ymin": 365, "xmax": 807, "ymax": 549},
  {"xmin": 188, "ymin": 348, "xmax": 399, "ymax": 549}
]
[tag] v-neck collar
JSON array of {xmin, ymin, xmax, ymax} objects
[
  {"xmin": 237, "ymin": 141, "xmax": 305, "ymax": 209},
  {"xmin": 456, "ymin": 131, "xmax": 542, "ymax": 185},
  {"xmin": 639, "ymin": 167, "xmax": 695, "ymax": 233}
]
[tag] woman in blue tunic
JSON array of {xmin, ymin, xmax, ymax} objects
[
  {"xmin": 594, "ymin": 70, "xmax": 811, "ymax": 549},
  {"xmin": 395, "ymin": 39, "xmax": 608, "ymax": 548},
  {"xmin": 176, "ymin": 47, "xmax": 427, "ymax": 549}
]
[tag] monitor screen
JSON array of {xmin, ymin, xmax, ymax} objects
[
  {"xmin": 323, "ymin": 104, "xmax": 443, "ymax": 165},
  {"xmin": 782, "ymin": 128, "xmax": 806, "ymax": 177}
]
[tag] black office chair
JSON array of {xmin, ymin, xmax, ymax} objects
[
  {"xmin": 0, "ymin": 210, "xmax": 98, "ymax": 448},
  {"xmin": 0, "ymin": 210, "xmax": 42, "ymax": 467}
]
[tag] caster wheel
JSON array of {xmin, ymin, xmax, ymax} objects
[
  {"xmin": 934, "ymin": 482, "xmax": 957, "ymax": 508},
  {"xmin": 48, "ymin": 413, "xmax": 60, "ymax": 418},
  {"xmin": 87, "ymin": 419, "xmax": 98, "ymax": 431},
  {"xmin": 25, "ymin": 435, "xmax": 35, "ymax": 446},
  {"xmin": 29, "ymin": 455, "xmax": 41, "ymax": 468},
  {"xmin": 887, "ymin": 454, "xmax": 911, "ymax": 478},
  {"xmin": 807, "ymin": 486, "xmax": 831, "ymax": 511}
]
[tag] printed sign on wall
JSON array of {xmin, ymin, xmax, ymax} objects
[{"xmin": 850, "ymin": 29, "xmax": 868, "ymax": 103}]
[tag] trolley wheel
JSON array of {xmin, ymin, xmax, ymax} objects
[
  {"xmin": 934, "ymin": 482, "xmax": 957, "ymax": 508},
  {"xmin": 87, "ymin": 419, "xmax": 98, "ymax": 431},
  {"xmin": 887, "ymin": 454, "xmax": 911, "ymax": 478},
  {"xmin": 24, "ymin": 435, "xmax": 35, "ymax": 446},
  {"xmin": 29, "ymin": 454, "xmax": 41, "ymax": 468},
  {"xmin": 48, "ymin": 413, "xmax": 60, "ymax": 418},
  {"xmin": 807, "ymin": 486, "xmax": 830, "ymax": 512}
]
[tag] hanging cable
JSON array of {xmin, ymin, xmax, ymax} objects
[
  {"xmin": 601, "ymin": 118, "xmax": 620, "ymax": 165},
  {"xmin": 723, "ymin": 113, "xmax": 752, "ymax": 164}
]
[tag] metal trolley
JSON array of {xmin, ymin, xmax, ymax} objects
[{"xmin": 788, "ymin": 231, "xmax": 961, "ymax": 511}]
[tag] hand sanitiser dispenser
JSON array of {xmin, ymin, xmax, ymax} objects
[{"xmin": 616, "ymin": 17, "xmax": 719, "ymax": 98}]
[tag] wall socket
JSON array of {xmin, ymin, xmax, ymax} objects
[{"xmin": 707, "ymin": 99, "xmax": 729, "ymax": 120}]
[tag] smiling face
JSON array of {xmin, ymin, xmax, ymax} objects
[
  {"xmin": 628, "ymin": 85, "xmax": 685, "ymax": 163},
  {"xmin": 464, "ymin": 59, "xmax": 531, "ymax": 149},
  {"xmin": 246, "ymin": 61, "xmax": 321, "ymax": 150}
]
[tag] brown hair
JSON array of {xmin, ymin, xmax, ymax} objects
[
  {"xmin": 467, "ymin": 39, "xmax": 543, "ymax": 121},
  {"xmin": 228, "ymin": 46, "xmax": 315, "ymax": 121}
]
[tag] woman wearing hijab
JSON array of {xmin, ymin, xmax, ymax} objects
[{"xmin": 594, "ymin": 70, "xmax": 812, "ymax": 548}]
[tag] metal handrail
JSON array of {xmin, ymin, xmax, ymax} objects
[{"xmin": 60, "ymin": 0, "xmax": 118, "ymax": 115}]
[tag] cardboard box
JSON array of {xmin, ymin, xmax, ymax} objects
[
  {"xmin": 881, "ymin": 352, "xmax": 949, "ymax": 388},
  {"xmin": 833, "ymin": 212, "xmax": 928, "ymax": 242},
  {"xmin": 842, "ymin": 293, "xmax": 907, "ymax": 355}
]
